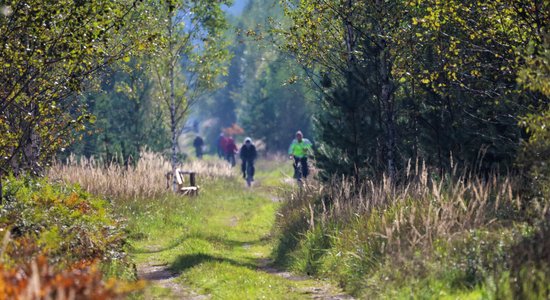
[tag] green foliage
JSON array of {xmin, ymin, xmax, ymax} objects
[
  {"xmin": 151, "ymin": 0, "xmax": 231, "ymax": 185},
  {"xmin": 517, "ymin": 30, "xmax": 550, "ymax": 202},
  {"xmin": 0, "ymin": 176, "xmax": 131, "ymax": 274},
  {"xmin": 278, "ymin": 0, "xmax": 549, "ymax": 178},
  {"xmin": 517, "ymin": 31, "xmax": 550, "ymax": 97},
  {"xmin": 517, "ymin": 112, "xmax": 550, "ymax": 201},
  {"xmin": 315, "ymin": 71, "xmax": 386, "ymax": 180},
  {"xmin": 402, "ymin": 0, "xmax": 547, "ymax": 172},
  {"xmin": 69, "ymin": 62, "xmax": 170, "ymax": 162},
  {"xmin": 0, "ymin": 0, "xmax": 153, "ymax": 178},
  {"xmin": 289, "ymin": 225, "xmax": 331, "ymax": 276},
  {"xmin": 195, "ymin": 32, "xmax": 240, "ymax": 152},
  {"xmin": 279, "ymin": 0, "xmax": 403, "ymax": 176},
  {"xmin": 199, "ymin": 0, "xmax": 314, "ymax": 153},
  {"xmin": 497, "ymin": 222, "xmax": 550, "ymax": 299},
  {"xmin": 62, "ymin": 0, "xmax": 233, "ymax": 167},
  {"xmin": 237, "ymin": 54, "xmax": 313, "ymax": 151}
]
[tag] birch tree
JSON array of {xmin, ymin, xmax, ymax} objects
[
  {"xmin": 153, "ymin": 0, "xmax": 230, "ymax": 192},
  {"xmin": 0, "ymin": 0, "xmax": 152, "ymax": 203}
]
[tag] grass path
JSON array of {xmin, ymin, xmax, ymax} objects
[{"xmin": 126, "ymin": 161, "xmax": 352, "ymax": 299}]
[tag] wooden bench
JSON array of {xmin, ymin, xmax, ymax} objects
[{"xmin": 165, "ymin": 168, "xmax": 199, "ymax": 196}]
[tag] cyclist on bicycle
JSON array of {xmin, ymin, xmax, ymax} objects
[
  {"xmin": 288, "ymin": 131, "xmax": 312, "ymax": 181},
  {"xmin": 240, "ymin": 137, "xmax": 257, "ymax": 183}
]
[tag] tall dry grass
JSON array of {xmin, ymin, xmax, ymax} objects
[
  {"xmin": 273, "ymin": 163, "xmax": 550, "ymax": 298},
  {"xmin": 281, "ymin": 163, "xmax": 549, "ymax": 257},
  {"xmin": 48, "ymin": 151, "xmax": 235, "ymax": 201}
]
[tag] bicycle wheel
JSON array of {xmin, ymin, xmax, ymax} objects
[
  {"xmin": 294, "ymin": 161, "xmax": 302, "ymax": 182},
  {"xmin": 246, "ymin": 162, "xmax": 253, "ymax": 187}
]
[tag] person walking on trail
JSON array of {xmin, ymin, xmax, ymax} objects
[
  {"xmin": 240, "ymin": 137, "xmax": 257, "ymax": 183},
  {"xmin": 288, "ymin": 131, "xmax": 312, "ymax": 181},
  {"xmin": 225, "ymin": 136, "xmax": 238, "ymax": 167},
  {"xmin": 193, "ymin": 135, "xmax": 204, "ymax": 159},
  {"xmin": 217, "ymin": 132, "xmax": 228, "ymax": 158}
]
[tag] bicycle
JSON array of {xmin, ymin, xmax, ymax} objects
[
  {"xmin": 290, "ymin": 155, "xmax": 307, "ymax": 185},
  {"xmin": 244, "ymin": 160, "xmax": 255, "ymax": 187}
]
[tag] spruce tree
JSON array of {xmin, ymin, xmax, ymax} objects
[{"xmin": 315, "ymin": 68, "xmax": 385, "ymax": 182}]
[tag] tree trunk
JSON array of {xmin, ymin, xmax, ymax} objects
[
  {"xmin": 382, "ymin": 84, "xmax": 396, "ymax": 181},
  {"xmin": 168, "ymin": 4, "xmax": 178, "ymax": 193},
  {"xmin": 344, "ymin": 0, "xmax": 356, "ymax": 65},
  {"xmin": 344, "ymin": 0, "xmax": 361, "ymax": 182},
  {"xmin": 379, "ymin": 48, "xmax": 396, "ymax": 181},
  {"xmin": 0, "ymin": 171, "xmax": 3, "ymax": 205}
]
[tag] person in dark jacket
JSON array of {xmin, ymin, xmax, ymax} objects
[
  {"xmin": 240, "ymin": 137, "xmax": 257, "ymax": 181},
  {"xmin": 193, "ymin": 135, "xmax": 204, "ymax": 159}
]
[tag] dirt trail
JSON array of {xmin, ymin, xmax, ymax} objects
[
  {"xmin": 137, "ymin": 264, "xmax": 209, "ymax": 300},
  {"xmin": 257, "ymin": 259, "xmax": 354, "ymax": 300},
  {"xmin": 138, "ymin": 261, "xmax": 354, "ymax": 300},
  {"xmin": 134, "ymin": 175, "xmax": 354, "ymax": 299}
]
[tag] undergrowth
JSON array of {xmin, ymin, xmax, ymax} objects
[
  {"xmin": 0, "ymin": 175, "xmax": 141, "ymax": 298},
  {"xmin": 273, "ymin": 167, "xmax": 550, "ymax": 299}
]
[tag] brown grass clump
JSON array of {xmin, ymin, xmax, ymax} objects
[
  {"xmin": 48, "ymin": 151, "xmax": 234, "ymax": 201},
  {"xmin": 0, "ymin": 256, "xmax": 144, "ymax": 300}
]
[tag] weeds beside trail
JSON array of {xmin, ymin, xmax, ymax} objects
[
  {"xmin": 48, "ymin": 151, "xmax": 233, "ymax": 201},
  {"xmin": 272, "ymin": 164, "xmax": 550, "ymax": 299}
]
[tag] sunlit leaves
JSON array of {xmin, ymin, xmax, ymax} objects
[
  {"xmin": 279, "ymin": 0, "xmax": 549, "ymax": 173},
  {"xmin": 518, "ymin": 34, "xmax": 550, "ymax": 97},
  {"xmin": 0, "ymin": 0, "xmax": 152, "ymax": 177},
  {"xmin": 404, "ymin": 0, "xmax": 545, "ymax": 97}
]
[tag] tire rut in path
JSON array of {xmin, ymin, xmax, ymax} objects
[
  {"xmin": 256, "ymin": 258, "xmax": 355, "ymax": 300},
  {"xmin": 137, "ymin": 264, "xmax": 209, "ymax": 300},
  {"xmin": 138, "ymin": 260, "xmax": 355, "ymax": 300}
]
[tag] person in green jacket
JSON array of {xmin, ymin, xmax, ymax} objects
[{"xmin": 288, "ymin": 131, "xmax": 312, "ymax": 181}]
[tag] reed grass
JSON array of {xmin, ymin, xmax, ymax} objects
[
  {"xmin": 283, "ymin": 165, "xmax": 544, "ymax": 254},
  {"xmin": 48, "ymin": 151, "xmax": 235, "ymax": 202},
  {"xmin": 274, "ymin": 163, "xmax": 550, "ymax": 297}
]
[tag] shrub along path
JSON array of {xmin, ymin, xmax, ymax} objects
[{"xmin": 127, "ymin": 162, "xmax": 352, "ymax": 299}]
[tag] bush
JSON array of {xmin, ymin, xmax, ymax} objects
[
  {"xmin": 0, "ymin": 176, "xmax": 141, "ymax": 298},
  {"xmin": 0, "ymin": 256, "xmax": 144, "ymax": 299},
  {"xmin": 496, "ymin": 222, "xmax": 550, "ymax": 299},
  {"xmin": 1, "ymin": 176, "xmax": 126, "ymax": 267}
]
